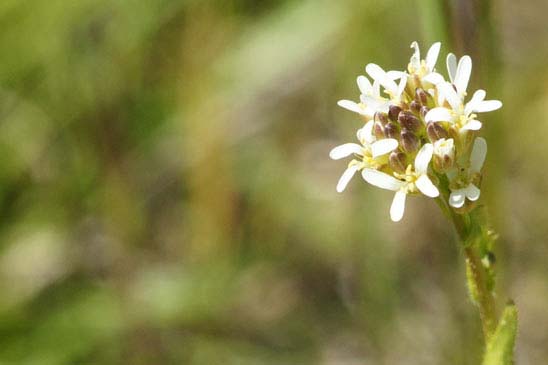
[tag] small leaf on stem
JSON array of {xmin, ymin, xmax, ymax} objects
[{"xmin": 482, "ymin": 302, "xmax": 518, "ymax": 365}]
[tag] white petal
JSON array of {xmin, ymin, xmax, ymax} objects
[
  {"xmin": 357, "ymin": 121, "xmax": 375, "ymax": 145},
  {"xmin": 366, "ymin": 63, "xmax": 398, "ymax": 94},
  {"xmin": 361, "ymin": 169, "xmax": 404, "ymax": 191},
  {"xmin": 425, "ymin": 107, "xmax": 453, "ymax": 122},
  {"xmin": 454, "ymin": 55, "xmax": 472, "ymax": 95},
  {"xmin": 470, "ymin": 137, "xmax": 487, "ymax": 173},
  {"xmin": 461, "ymin": 119, "xmax": 482, "ymax": 131},
  {"xmin": 426, "ymin": 42, "xmax": 441, "ymax": 70},
  {"xmin": 336, "ymin": 164, "xmax": 360, "ymax": 193},
  {"xmin": 409, "ymin": 41, "xmax": 420, "ymax": 69},
  {"xmin": 372, "ymin": 80, "xmax": 380, "ymax": 96},
  {"xmin": 387, "ymin": 71, "xmax": 407, "ymax": 80},
  {"xmin": 390, "ymin": 190, "xmax": 407, "ymax": 222},
  {"xmin": 371, "ymin": 138, "xmax": 398, "ymax": 158},
  {"xmin": 474, "ymin": 100, "xmax": 502, "ymax": 113},
  {"xmin": 365, "ymin": 63, "xmax": 386, "ymax": 83},
  {"xmin": 357, "ymin": 75, "xmax": 372, "ymax": 95},
  {"xmin": 449, "ymin": 189, "xmax": 466, "ymax": 208},
  {"xmin": 433, "ymin": 137, "xmax": 454, "ymax": 156},
  {"xmin": 422, "ymin": 72, "xmax": 444, "ymax": 85},
  {"xmin": 414, "ymin": 143, "xmax": 434, "ymax": 174},
  {"xmin": 464, "ymin": 89, "xmax": 486, "ymax": 115},
  {"xmin": 337, "ymin": 100, "xmax": 362, "ymax": 113},
  {"xmin": 464, "ymin": 183, "xmax": 480, "ymax": 201},
  {"xmin": 377, "ymin": 102, "xmax": 390, "ymax": 114},
  {"xmin": 329, "ymin": 143, "xmax": 363, "ymax": 160},
  {"xmin": 439, "ymin": 82, "xmax": 461, "ymax": 111},
  {"xmin": 415, "ymin": 174, "xmax": 439, "ymax": 197},
  {"xmin": 360, "ymin": 95, "xmax": 390, "ymax": 114},
  {"xmin": 446, "ymin": 53, "xmax": 457, "ymax": 82},
  {"xmin": 395, "ymin": 77, "xmax": 407, "ymax": 99}
]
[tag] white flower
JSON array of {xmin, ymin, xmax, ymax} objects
[
  {"xmin": 361, "ymin": 143, "xmax": 439, "ymax": 222},
  {"xmin": 445, "ymin": 53, "xmax": 472, "ymax": 97},
  {"xmin": 448, "ymin": 137, "xmax": 487, "ymax": 208},
  {"xmin": 425, "ymin": 82, "xmax": 502, "ymax": 132},
  {"xmin": 407, "ymin": 41, "xmax": 444, "ymax": 85},
  {"xmin": 433, "ymin": 138, "xmax": 455, "ymax": 159},
  {"xmin": 364, "ymin": 63, "xmax": 407, "ymax": 103},
  {"xmin": 330, "ymin": 121, "xmax": 399, "ymax": 192},
  {"xmin": 337, "ymin": 74, "xmax": 396, "ymax": 118}
]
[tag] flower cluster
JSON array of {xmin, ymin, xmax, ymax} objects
[{"xmin": 330, "ymin": 42, "xmax": 501, "ymax": 222}]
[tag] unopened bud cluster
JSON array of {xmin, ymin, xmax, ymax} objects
[{"xmin": 330, "ymin": 41, "xmax": 501, "ymax": 222}]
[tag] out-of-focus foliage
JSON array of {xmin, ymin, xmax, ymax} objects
[{"xmin": 0, "ymin": 0, "xmax": 546, "ymax": 364}]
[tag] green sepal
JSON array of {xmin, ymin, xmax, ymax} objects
[{"xmin": 482, "ymin": 302, "xmax": 518, "ymax": 365}]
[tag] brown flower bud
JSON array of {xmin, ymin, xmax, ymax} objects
[
  {"xmin": 432, "ymin": 138, "xmax": 455, "ymax": 172},
  {"xmin": 373, "ymin": 121, "xmax": 385, "ymax": 140},
  {"xmin": 410, "ymin": 101, "xmax": 421, "ymax": 114},
  {"xmin": 388, "ymin": 105, "xmax": 402, "ymax": 122},
  {"xmin": 389, "ymin": 151, "xmax": 407, "ymax": 174},
  {"xmin": 398, "ymin": 111, "xmax": 422, "ymax": 133},
  {"xmin": 426, "ymin": 122, "xmax": 448, "ymax": 142},
  {"xmin": 415, "ymin": 88, "xmax": 428, "ymax": 105},
  {"xmin": 374, "ymin": 112, "xmax": 388, "ymax": 125},
  {"xmin": 384, "ymin": 122, "xmax": 400, "ymax": 139},
  {"xmin": 401, "ymin": 130, "xmax": 419, "ymax": 153},
  {"xmin": 433, "ymin": 154, "xmax": 454, "ymax": 172}
]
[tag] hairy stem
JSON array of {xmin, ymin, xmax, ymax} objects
[
  {"xmin": 463, "ymin": 242, "xmax": 497, "ymax": 340},
  {"xmin": 437, "ymin": 188, "xmax": 498, "ymax": 342}
]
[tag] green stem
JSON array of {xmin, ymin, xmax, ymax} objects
[
  {"xmin": 437, "ymin": 188, "xmax": 497, "ymax": 342},
  {"xmin": 463, "ymin": 243, "xmax": 497, "ymax": 340}
]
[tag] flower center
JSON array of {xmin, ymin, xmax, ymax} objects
[{"xmin": 394, "ymin": 164, "xmax": 420, "ymax": 193}]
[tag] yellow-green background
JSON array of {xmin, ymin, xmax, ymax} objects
[{"xmin": 0, "ymin": 0, "xmax": 545, "ymax": 364}]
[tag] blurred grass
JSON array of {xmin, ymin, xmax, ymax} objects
[{"xmin": 0, "ymin": 0, "xmax": 546, "ymax": 364}]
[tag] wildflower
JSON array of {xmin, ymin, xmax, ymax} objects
[
  {"xmin": 329, "ymin": 42, "xmax": 516, "ymax": 362},
  {"xmin": 331, "ymin": 41, "xmax": 500, "ymax": 220},
  {"xmin": 361, "ymin": 143, "xmax": 439, "ymax": 221},
  {"xmin": 448, "ymin": 137, "xmax": 487, "ymax": 208},
  {"xmin": 337, "ymin": 75, "xmax": 382, "ymax": 118},
  {"xmin": 407, "ymin": 41, "xmax": 444, "ymax": 86},
  {"xmin": 338, "ymin": 68, "xmax": 406, "ymax": 119},
  {"xmin": 363, "ymin": 63, "xmax": 407, "ymax": 103},
  {"xmin": 330, "ymin": 121, "xmax": 398, "ymax": 192},
  {"xmin": 445, "ymin": 53, "xmax": 472, "ymax": 97},
  {"xmin": 425, "ymin": 83, "xmax": 502, "ymax": 132}
]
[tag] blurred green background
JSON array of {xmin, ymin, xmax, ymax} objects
[{"xmin": 0, "ymin": 0, "xmax": 546, "ymax": 364}]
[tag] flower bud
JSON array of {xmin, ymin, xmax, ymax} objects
[
  {"xmin": 388, "ymin": 105, "xmax": 402, "ymax": 122},
  {"xmin": 401, "ymin": 130, "xmax": 419, "ymax": 153},
  {"xmin": 384, "ymin": 122, "xmax": 400, "ymax": 139},
  {"xmin": 398, "ymin": 111, "xmax": 422, "ymax": 133},
  {"xmin": 420, "ymin": 106, "xmax": 430, "ymax": 119},
  {"xmin": 373, "ymin": 121, "xmax": 385, "ymax": 140},
  {"xmin": 374, "ymin": 112, "xmax": 388, "ymax": 125},
  {"xmin": 415, "ymin": 88, "xmax": 428, "ymax": 105},
  {"xmin": 410, "ymin": 101, "xmax": 421, "ymax": 114},
  {"xmin": 389, "ymin": 151, "xmax": 407, "ymax": 174},
  {"xmin": 432, "ymin": 138, "xmax": 455, "ymax": 172},
  {"xmin": 426, "ymin": 122, "xmax": 449, "ymax": 142}
]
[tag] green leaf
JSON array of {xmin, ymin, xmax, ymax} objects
[{"xmin": 483, "ymin": 302, "xmax": 518, "ymax": 365}]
